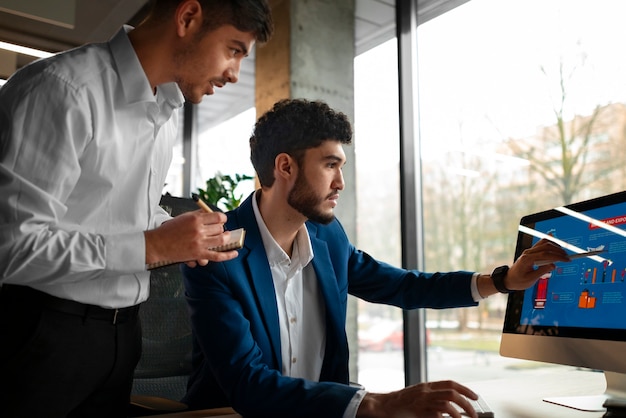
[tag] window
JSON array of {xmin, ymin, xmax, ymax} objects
[
  {"xmin": 418, "ymin": 0, "xmax": 626, "ymax": 383},
  {"xmin": 354, "ymin": 38, "xmax": 404, "ymax": 391},
  {"xmin": 355, "ymin": 0, "xmax": 626, "ymax": 391},
  {"xmin": 162, "ymin": 108, "xmax": 185, "ymax": 197},
  {"xmin": 193, "ymin": 107, "xmax": 257, "ymax": 203}
]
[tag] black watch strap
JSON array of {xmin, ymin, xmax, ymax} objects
[{"xmin": 491, "ymin": 265, "xmax": 513, "ymax": 293}]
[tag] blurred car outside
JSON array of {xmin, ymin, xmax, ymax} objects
[{"xmin": 358, "ymin": 320, "xmax": 404, "ymax": 352}]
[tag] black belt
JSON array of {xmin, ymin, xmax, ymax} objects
[{"xmin": 0, "ymin": 284, "xmax": 140, "ymax": 325}]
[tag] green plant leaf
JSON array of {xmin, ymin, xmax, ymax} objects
[{"xmin": 196, "ymin": 171, "xmax": 254, "ymax": 211}]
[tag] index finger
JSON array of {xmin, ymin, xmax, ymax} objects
[
  {"xmin": 525, "ymin": 241, "xmax": 570, "ymax": 265},
  {"xmin": 428, "ymin": 382, "xmax": 478, "ymax": 418},
  {"xmin": 450, "ymin": 394, "xmax": 479, "ymax": 418},
  {"xmin": 430, "ymin": 380, "xmax": 478, "ymax": 400},
  {"xmin": 197, "ymin": 210, "xmax": 228, "ymax": 224}
]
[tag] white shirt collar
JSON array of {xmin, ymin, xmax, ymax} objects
[
  {"xmin": 111, "ymin": 26, "xmax": 184, "ymax": 108},
  {"xmin": 251, "ymin": 190, "xmax": 314, "ymax": 271}
]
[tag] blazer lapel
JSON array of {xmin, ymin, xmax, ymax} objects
[
  {"xmin": 306, "ymin": 223, "xmax": 343, "ymax": 319},
  {"xmin": 307, "ymin": 223, "xmax": 350, "ymax": 382},
  {"xmin": 235, "ymin": 194, "xmax": 283, "ymax": 368}
]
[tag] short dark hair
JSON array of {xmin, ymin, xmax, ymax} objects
[
  {"xmin": 149, "ymin": 0, "xmax": 273, "ymax": 43},
  {"xmin": 250, "ymin": 99, "xmax": 353, "ymax": 187}
]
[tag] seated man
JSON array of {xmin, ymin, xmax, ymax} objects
[{"xmin": 182, "ymin": 99, "xmax": 568, "ymax": 418}]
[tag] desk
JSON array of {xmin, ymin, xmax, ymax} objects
[
  {"xmin": 153, "ymin": 368, "xmax": 608, "ymax": 417},
  {"xmin": 467, "ymin": 368, "xmax": 607, "ymax": 417},
  {"xmin": 152, "ymin": 407, "xmax": 240, "ymax": 418}
]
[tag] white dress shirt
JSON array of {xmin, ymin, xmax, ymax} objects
[
  {"xmin": 252, "ymin": 192, "xmax": 367, "ymax": 417},
  {"xmin": 252, "ymin": 191, "xmax": 326, "ymax": 380},
  {"xmin": 0, "ymin": 26, "xmax": 184, "ymax": 308}
]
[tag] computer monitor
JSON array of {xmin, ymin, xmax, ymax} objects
[{"xmin": 500, "ymin": 190, "xmax": 626, "ymax": 412}]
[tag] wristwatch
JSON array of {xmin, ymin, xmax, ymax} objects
[{"xmin": 491, "ymin": 265, "xmax": 513, "ymax": 293}]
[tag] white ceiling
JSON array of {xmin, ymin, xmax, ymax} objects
[{"xmin": 0, "ymin": 0, "xmax": 466, "ymax": 128}]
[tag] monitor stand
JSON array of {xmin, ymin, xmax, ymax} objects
[{"xmin": 543, "ymin": 371, "xmax": 626, "ymax": 412}]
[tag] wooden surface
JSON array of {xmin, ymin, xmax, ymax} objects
[{"xmin": 151, "ymin": 407, "xmax": 239, "ymax": 417}]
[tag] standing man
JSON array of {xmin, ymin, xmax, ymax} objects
[
  {"xmin": 182, "ymin": 99, "xmax": 569, "ymax": 418},
  {"xmin": 0, "ymin": 1, "xmax": 273, "ymax": 417}
]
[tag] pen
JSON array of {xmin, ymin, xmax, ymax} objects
[
  {"xmin": 147, "ymin": 194, "xmax": 214, "ymax": 270},
  {"xmin": 566, "ymin": 249, "xmax": 605, "ymax": 260},
  {"xmin": 191, "ymin": 193, "xmax": 245, "ymax": 252},
  {"xmin": 192, "ymin": 193, "xmax": 213, "ymax": 213},
  {"xmin": 535, "ymin": 249, "xmax": 606, "ymax": 266}
]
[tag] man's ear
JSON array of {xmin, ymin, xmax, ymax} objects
[
  {"xmin": 175, "ymin": 0, "xmax": 203, "ymax": 37},
  {"xmin": 275, "ymin": 153, "xmax": 296, "ymax": 181}
]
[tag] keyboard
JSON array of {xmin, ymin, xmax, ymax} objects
[{"xmin": 446, "ymin": 394, "xmax": 495, "ymax": 418}]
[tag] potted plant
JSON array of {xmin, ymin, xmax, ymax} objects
[{"xmin": 196, "ymin": 172, "xmax": 254, "ymax": 211}]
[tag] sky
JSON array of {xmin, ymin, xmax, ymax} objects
[{"xmin": 414, "ymin": 0, "xmax": 626, "ymax": 154}]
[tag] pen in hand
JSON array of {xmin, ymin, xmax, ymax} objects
[
  {"xmin": 192, "ymin": 193, "xmax": 214, "ymax": 213},
  {"xmin": 147, "ymin": 194, "xmax": 218, "ymax": 270},
  {"xmin": 191, "ymin": 193, "xmax": 246, "ymax": 252},
  {"xmin": 535, "ymin": 249, "xmax": 606, "ymax": 267}
]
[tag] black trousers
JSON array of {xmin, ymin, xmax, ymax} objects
[{"xmin": 0, "ymin": 284, "xmax": 142, "ymax": 418}]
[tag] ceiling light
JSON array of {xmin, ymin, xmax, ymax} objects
[{"xmin": 0, "ymin": 41, "xmax": 54, "ymax": 58}]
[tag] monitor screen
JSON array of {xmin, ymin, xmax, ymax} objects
[{"xmin": 500, "ymin": 190, "xmax": 626, "ymax": 411}]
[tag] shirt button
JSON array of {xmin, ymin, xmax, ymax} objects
[
  {"xmin": 290, "ymin": 317, "xmax": 297, "ymax": 324},
  {"xmin": 292, "ymin": 357, "xmax": 297, "ymax": 364}
]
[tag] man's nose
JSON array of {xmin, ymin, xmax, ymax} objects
[
  {"xmin": 334, "ymin": 170, "xmax": 345, "ymax": 191},
  {"xmin": 225, "ymin": 61, "xmax": 242, "ymax": 84}
]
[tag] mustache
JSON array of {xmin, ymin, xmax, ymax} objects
[
  {"xmin": 212, "ymin": 77, "xmax": 228, "ymax": 86},
  {"xmin": 326, "ymin": 190, "xmax": 339, "ymax": 199}
]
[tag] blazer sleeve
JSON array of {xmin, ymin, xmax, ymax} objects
[
  {"xmin": 314, "ymin": 220, "xmax": 479, "ymax": 309},
  {"xmin": 182, "ymin": 260, "xmax": 359, "ymax": 418}
]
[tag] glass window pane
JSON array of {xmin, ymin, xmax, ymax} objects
[
  {"xmin": 354, "ymin": 38, "xmax": 405, "ymax": 392},
  {"xmin": 194, "ymin": 107, "xmax": 257, "ymax": 207},
  {"xmin": 163, "ymin": 107, "xmax": 185, "ymax": 197},
  {"xmin": 418, "ymin": 0, "xmax": 626, "ymax": 383}
]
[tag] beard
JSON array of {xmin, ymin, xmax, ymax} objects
[
  {"xmin": 287, "ymin": 173, "xmax": 336, "ymax": 225},
  {"xmin": 172, "ymin": 36, "xmax": 213, "ymax": 104},
  {"xmin": 172, "ymin": 40, "xmax": 197, "ymax": 100}
]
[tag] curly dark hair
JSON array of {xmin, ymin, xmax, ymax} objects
[
  {"xmin": 250, "ymin": 99, "xmax": 353, "ymax": 187},
  {"xmin": 148, "ymin": 0, "xmax": 273, "ymax": 43}
]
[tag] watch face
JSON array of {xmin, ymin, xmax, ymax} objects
[
  {"xmin": 494, "ymin": 266, "xmax": 508, "ymax": 277},
  {"xmin": 492, "ymin": 265, "xmax": 511, "ymax": 293}
]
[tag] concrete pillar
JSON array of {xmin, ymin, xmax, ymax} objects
[{"xmin": 256, "ymin": 0, "xmax": 359, "ymax": 382}]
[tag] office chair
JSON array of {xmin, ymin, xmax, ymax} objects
[
  {"xmin": 129, "ymin": 195, "xmax": 235, "ymax": 417},
  {"xmin": 128, "ymin": 260, "xmax": 191, "ymax": 416}
]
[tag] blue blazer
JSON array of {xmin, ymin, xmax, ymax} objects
[{"xmin": 182, "ymin": 193, "xmax": 477, "ymax": 417}]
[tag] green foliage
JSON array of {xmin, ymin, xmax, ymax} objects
[{"xmin": 196, "ymin": 172, "xmax": 254, "ymax": 211}]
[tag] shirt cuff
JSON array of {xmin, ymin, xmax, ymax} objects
[
  {"xmin": 343, "ymin": 389, "xmax": 367, "ymax": 418},
  {"xmin": 471, "ymin": 272, "xmax": 486, "ymax": 301},
  {"xmin": 104, "ymin": 231, "xmax": 146, "ymax": 274}
]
